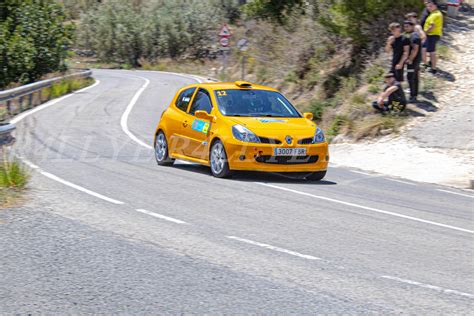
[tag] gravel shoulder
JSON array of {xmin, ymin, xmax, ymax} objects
[{"xmin": 331, "ymin": 12, "xmax": 474, "ymax": 189}]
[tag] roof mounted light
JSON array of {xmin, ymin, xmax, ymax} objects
[{"xmin": 235, "ymin": 81, "xmax": 252, "ymax": 88}]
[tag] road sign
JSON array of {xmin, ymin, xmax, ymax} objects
[
  {"xmin": 220, "ymin": 37, "xmax": 230, "ymax": 47},
  {"xmin": 237, "ymin": 38, "xmax": 249, "ymax": 52},
  {"xmin": 219, "ymin": 24, "xmax": 231, "ymax": 37}
]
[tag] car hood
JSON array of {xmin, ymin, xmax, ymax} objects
[{"xmin": 228, "ymin": 117, "xmax": 316, "ymax": 132}]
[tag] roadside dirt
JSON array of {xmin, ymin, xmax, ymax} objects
[{"xmin": 330, "ymin": 12, "xmax": 474, "ymax": 189}]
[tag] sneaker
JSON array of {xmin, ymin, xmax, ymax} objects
[
  {"xmin": 429, "ymin": 68, "xmax": 438, "ymax": 74},
  {"xmin": 409, "ymin": 96, "xmax": 417, "ymax": 103},
  {"xmin": 422, "ymin": 63, "xmax": 430, "ymax": 70}
]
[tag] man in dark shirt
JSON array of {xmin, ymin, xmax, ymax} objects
[
  {"xmin": 404, "ymin": 20, "xmax": 422, "ymax": 102},
  {"xmin": 372, "ymin": 73, "xmax": 407, "ymax": 112},
  {"xmin": 385, "ymin": 22, "xmax": 410, "ymax": 82}
]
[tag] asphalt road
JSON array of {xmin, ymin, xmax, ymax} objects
[{"xmin": 2, "ymin": 69, "xmax": 473, "ymax": 314}]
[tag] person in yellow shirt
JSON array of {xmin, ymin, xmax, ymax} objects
[{"xmin": 423, "ymin": 1, "xmax": 443, "ymax": 74}]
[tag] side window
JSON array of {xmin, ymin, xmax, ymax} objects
[
  {"xmin": 189, "ymin": 88, "xmax": 213, "ymax": 115},
  {"xmin": 175, "ymin": 88, "xmax": 196, "ymax": 112}
]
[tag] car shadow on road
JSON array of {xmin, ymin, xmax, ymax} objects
[{"xmin": 173, "ymin": 163, "xmax": 337, "ymax": 185}]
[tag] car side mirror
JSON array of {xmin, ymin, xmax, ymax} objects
[
  {"xmin": 303, "ymin": 112, "xmax": 314, "ymax": 120},
  {"xmin": 195, "ymin": 110, "xmax": 214, "ymax": 121}
]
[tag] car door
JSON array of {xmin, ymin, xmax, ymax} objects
[
  {"xmin": 166, "ymin": 87, "xmax": 196, "ymax": 157},
  {"xmin": 182, "ymin": 88, "xmax": 214, "ymax": 160}
]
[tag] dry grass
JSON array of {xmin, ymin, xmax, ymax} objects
[
  {"xmin": 0, "ymin": 155, "xmax": 30, "ymax": 208},
  {"xmin": 0, "ymin": 188, "xmax": 25, "ymax": 209},
  {"xmin": 352, "ymin": 115, "xmax": 406, "ymax": 140},
  {"xmin": 43, "ymin": 77, "xmax": 95, "ymax": 99}
]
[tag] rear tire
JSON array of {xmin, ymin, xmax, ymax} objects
[
  {"xmin": 155, "ymin": 131, "xmax": 175, "ymax": 166},
  {"xmin": 210, "ymin": 140, "xmax": 232, "ymax": 178},
  {"xmin": 306, "ymin": 170, "xmax": 326, "ymax": 181}
]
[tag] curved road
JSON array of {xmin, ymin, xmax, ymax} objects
[{"xmin": 2, "ymin": 69, "xmax": 473, "ymax": 313}]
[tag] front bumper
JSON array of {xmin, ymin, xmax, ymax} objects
[{"xmin": 224, "ymin": 138, "xmax": 329, "ymax": 173}]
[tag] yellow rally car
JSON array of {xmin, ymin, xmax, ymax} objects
[{"xmin": 154, "ymin": 81, "xmax": 329, "ymax": 180}]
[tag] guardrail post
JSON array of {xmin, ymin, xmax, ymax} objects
[
  {"xmin": 6, "ymin": 100, "xmax": 12, "ymax": 117},
  {"xmin": 37, "ymin": 89, "xmax": 42, "ymax": 105},
  {"xmin": 19, "ymin": 96, "xmax": 24, "ymax": 112},
  {"xmin": 28, "ymin": 93, "xmax": 33, "ymax": 109}
]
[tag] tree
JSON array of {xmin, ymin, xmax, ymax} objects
[
  {"xmin": 318, "ymin": 0, "xmax": 423, "ymax": 49},
  {"xmin": 243, "ymin": 0, "xmax": 304, "ymax": 23},
  {"xmin": 77, "ymin": 0, "xmax": 225, "ymax": 63},
  {"xmin": 0, "ymin": 0, "xmax": 74, "ymax": 88}
]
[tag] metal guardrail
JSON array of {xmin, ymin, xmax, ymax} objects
[{"xmin": 0, "ymin": 69, "xmax": 92, "ymax": 122}]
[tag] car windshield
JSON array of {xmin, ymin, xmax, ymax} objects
[{"xmin": 214, "ymin": 89, "xmax": 301, "ymax": 118}]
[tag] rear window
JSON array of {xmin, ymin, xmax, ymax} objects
[{"xmin": 175, "ymin": 88, "xmax": 196, "ymax": 112}]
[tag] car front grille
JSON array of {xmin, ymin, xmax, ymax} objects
[
  {"xmin": 255, "ymin": 155, "xmax": 319, "ymax": 165},
  {"xmin": 258, "ymin": 136, "xmax": 282, "ymax": 144},
  {"xmin": 297, "ymin": 137, "xmax": 314, "ymax": 145}
]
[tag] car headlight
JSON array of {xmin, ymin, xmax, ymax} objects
[
  {"xmin": 313, "ymin": 126, "xmax": 325, "ymax": 143},
  {"xmin": 232, "ymin": 124, "xmax": 260, "ymax": 143}
]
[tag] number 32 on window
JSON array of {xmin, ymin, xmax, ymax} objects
[{"xmin": 217, "ymin": 91, "xmax": 227, "ymax": 97}]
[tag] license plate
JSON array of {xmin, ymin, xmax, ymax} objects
[{"xmin": 274, "ymin": 148, "xmax": 307, "ymax": 156}]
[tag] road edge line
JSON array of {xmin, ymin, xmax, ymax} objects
[
  {"xmin": 380, "ymin": 275, "xmax": 474, "ymax": 299},
  {"xmin": 256, "ymin": 182, "xmax": 474, "ymax": 234},
  {"xmin": 227, "ymin": 236, "xmax": 321, "ymax": 260}
]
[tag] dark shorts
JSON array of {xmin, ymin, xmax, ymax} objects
[{"xmin": 424, "ymin": 35, "xmax": 440, "ymax": 53}]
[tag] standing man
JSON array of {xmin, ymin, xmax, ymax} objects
[
  {"xmin": 385, "ymin": 22, "xmax": 410, "ymax": 82},
  {"xmin": 404, "ymin": 21, "xmax": 422, "ymax": 102},
  {"xmin": 405, "ymin": 12, "xmax": 427, "ymax": 41},
  {"xmin": 423, "ymin": 0, "xmax": 443, "ymax": 74}
]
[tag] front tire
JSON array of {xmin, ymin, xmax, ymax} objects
[
  {"xmin": 210, "ymin": 140, "xmax": 232, "ymax": 178},
  {"xmin": 155, "ymin": 131, "xmax": 175, "ymax": 166},
  {"xmin": 306, "ymin": 170, "xmax": 326, "ymax": 181}
]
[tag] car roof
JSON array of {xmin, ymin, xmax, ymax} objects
[{"xmin": 182, "ymin": 81, "xmax": 279, "ymax": 92}]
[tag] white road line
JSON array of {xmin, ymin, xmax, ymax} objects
[
  {"xmin": 256, "ymin": 183, "xmax": 474, "ymax": 234},
  {"xmin": 120, "ymin": 75, "xmax": 153, "ymax": 149},
  {"xmin": 381, "ymin": 276, "xmax": 474, "ymax": 299},
  {"xmin": 437, "ymin": 189, "xmax": 474, "ymax": 199},
  {"xmin": 41, "ymin": 171, "xmax": 124, "ymax": 205},
  {"xmin": 386, "ymin": 178, "xmax": 416, "ymax": 186},
  {"xmin": 350, "ymin": 170, "xmax": 373, "ymax": 176},
  {"xmin": 119, "ymin": 72, "xmax": 203, "ymax": 150},
  {"xmin": 129, "ymin": 69, "xmax": 206, "ymax": 83},
  {"xmin": 10, "ymin": 79, "xmax": 101, "ymax": 124},
  {"xmin": 227, "ymin": 236, "xmax": 321, "ymax": 260},
  {"xmin": 136, "ymin": 209, "xmax": 187, "ymax": 224},
  {"xmin": 11, "ymin": 80, "xmax": 125, "ymax": 206},
  {"xmin": 19, "ymin": 156, "xmax": 40, "ymax": 169}
]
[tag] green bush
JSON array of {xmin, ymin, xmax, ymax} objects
[
  {"xmin": 365, "ymin": 64, "xmax": 386, "ymax": 85},
  {"xmin": 328, "ymin": 114, "xmax": 350, "ymax": 136},
  {"xmin": 76, "ymin": 0, "xmax": 234, "ymax": 65},
  {"xmin": 0, "ymin": 0, "xmax": 74, "ymax": 88},
  {"xmin": 284, "ymin": 71, "xmax": 298, "ymax": 83},
  {"xmin": 44, "ymin": 77, "xmax": 94, "ymax": 99},
  {"xmin": 309, "ymin": 98, "xmax": 336, "ymax": 122},
  {"xmin": 368, "ymin": 84, "xmax": 380, "ymax": 94},
  {"xmin": 350, "ymin": 93, "xmax": 367, "ymax": 105},
  {"xmin": 0, "ymin": 159, "xmax": 29, "ymax": 189}
]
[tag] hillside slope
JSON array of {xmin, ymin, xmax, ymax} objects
[{"xmin": 330, "ymin": 13, "xmax": 474, "ymax": 189}]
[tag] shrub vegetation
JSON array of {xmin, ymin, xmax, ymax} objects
[{"xmin": 0, "ymin": 0, "xmax": 74, "ymax": 88}]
